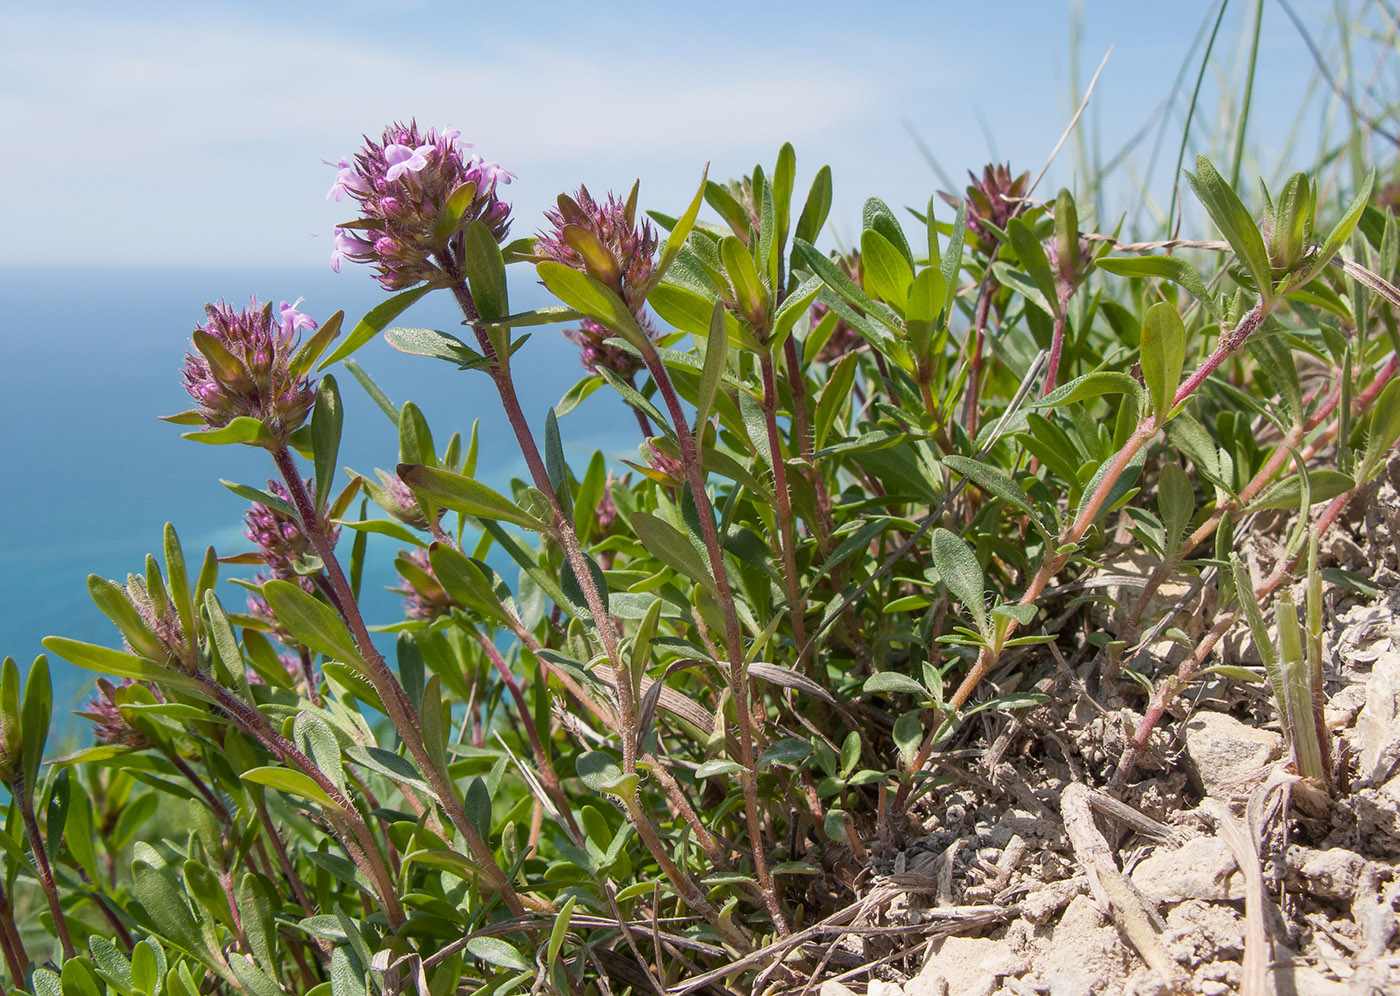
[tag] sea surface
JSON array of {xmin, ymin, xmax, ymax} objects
[{"xmin": 0, "ymin": 266, "xmax": 641, "ymax": 731}]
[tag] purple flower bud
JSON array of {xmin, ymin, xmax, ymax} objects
[
  {"xmin": 243, "ymin": 479, "xmax": 336, "ymax": 577},
  {"xmin": 392, "ymin": 548, "xmax": 454, "ymax": 621},
  {"xmin": 76, "ymin": 679, "xmax": 154, "ymax": 751},
  {"xmin": 182, "ymin": 297, "xmax": 321, "ymax": 440},
  {"xmin": 940, "ymin": 163, "xmax": 1031, "ymax": 256},
  {"xmin": 329, "ymin": 120, "xmax": 514, "ymax": 290}
]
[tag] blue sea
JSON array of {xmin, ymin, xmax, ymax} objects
[{"xmin": 0, "ymin": 266, "xmax": 641, "ymax": 729}]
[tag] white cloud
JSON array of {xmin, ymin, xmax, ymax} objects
[{"xmin": 0, "ymin": 8, "xmax": 932, "ymax": 266}]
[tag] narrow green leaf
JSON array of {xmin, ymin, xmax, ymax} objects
[
  {"xmin": 181, "ymin": 416, "xmax": 275, "ymax": 447},
  {"xmin": 1141, "ymin": 301, "xmax": 1187, "ymax": 423},
  {"xmin": 814, "ymin": 353, "xmax": 857, "ymax": 449},
  {"xmin": 398, "ymin": 464, "xmax": 553, "ymax": 533},
  {"xmin": 862, "ymin": 672, "xmax": 928, "ymax": 697},
  {"xmin": 1185, "ymin": 155, "xmax": 1273, "ymax": 297},
  {"xmin": 694, "ymin": 301, "xmax": 727, "ymax": 433},
  {"xmin": 860, "ymin": 229, "xmax": 913, "ymax": 314},
  {"xmin": 312, "ymin": 375, "xmax": 342, "ymax": 514},
  {"xmin": 261, "ymin": 579, "xmax": 363, "ymax": 664},
  {"xmin": 538, "ymin": 261, "xmax": 651, "ymax": 352},
  {"xmin": 652, "ymin": 165, "xmax": 710, "ymax": 287},
  {"xmin": 383, "ymin": 326, "xmax": 483, "ymax": 367},
  {"xmin": 794, "ymin": 166, "xmax": 833, "ymax": 246},
  {"xmin": 19, "ymin": 657, "xmax": 49, "ymax": 793},
  {"xmin": 240, "ymin": 767, "xmax": 336, "ymax": 808},
  {"xmin": 547, "ymin": 895, "xmax": 576, "ymax": 965},
  {"xmin": 1360, "ymin": 378, "xmax": 1400, "ymax": 481},
  {"xmin": 720, "ymin": 235, "xmax": 767, "ymax": 327},
  {"xmin": 631, "ymin": 511, "xmax": 715, "ymax": 591},
  {"xmin": 1033, "ymin": 370, "xmax": 1142, "ymax": 409},
  {"xmin": 1007, "ymin": 217, "xmax": 1060, "ymax": 316},
  {"xmin": 1295, "ymin": 168, "xmax": 1375, "ymax": 286},
  {"xmin": 319, "ymin": 285, "xmax": 433, "ymax": 370},
  {"xmin": 461, "ymin": 221, "xmax": 509, "ymax": 322},
  {"xmin": 1095, "ymin": 255, "xmax": 1222, "ymax": 320},
  {"xmin": 544, "ymin": 408, "xmax": 573, "ymax": 519},
  {"xmin": 930, "ymin": 528, "xmax": 986, "ymax": 636}
]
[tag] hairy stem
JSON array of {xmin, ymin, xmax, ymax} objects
[
  {"xmin": 640, "ymin": 346, "xmax": 789, "ymax": 936},
  {"xmin": 760, "ymin": 351, "xmax": 808, "ymax": 665},
  {"xmin": 0, "ymin": 876, "xmax": 28, "ymax": 989},
  {"xmin": 12, "ymin": 775, "xmax": 75, "ymax": 959},
  {"xmin": 271, "ymin": 446, "xmax": 519, "ymax": 914}
]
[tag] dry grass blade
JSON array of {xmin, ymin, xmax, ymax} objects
[
  {"xmin": 1202, "ymin": 771, "xmax": 1291, "ymax": 996},
  {"xmin": 1025, "ymin": 47, "xmax": 1114, "ymax": 200},
  {"xmin": 1061, "ymin": 783, "xmax": 1185, "ymax": 986}
]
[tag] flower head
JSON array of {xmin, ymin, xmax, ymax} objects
[
  {"xmin": 329, "ymin": 121, "xmax": 513, "ymax": 289},
  {"xmin": 562, "ymin": 317, "xmax": 644, "ymax": 379},
  {"xmin": 537, "ymin": 185, "xmax": 658, "ymax": 373},
  {"xmin": 392, "ymin": 548, "xmax": 454, "ymax": 621},
  {"xmin": 243, "ymin": 479, "xmax": 335, "ymax": 578},
  {"xmin": 941, "ymin": 163, "xmax": 1030, "ymax": 256},
  {"xmin": 76, "ymin": 679, "xmax": 154, "ymax": 751},
  {"xmin": 182, "ymin": 298, "xmax": 318, "ymax": 439}
]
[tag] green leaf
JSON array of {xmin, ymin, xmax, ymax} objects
[
  {"xmin": 695, "ymin": 759, "xmax": 745, "ymax": 778},
  {"xmin": 1156, "ymin": 462, "xmax": 1195, "ymax": 560},
  {"xmin": 1007, "ymin": 217, "xmax": 1060, "ymax": 316},
  {"xmin": 383, "ymin": 326, "xmax": 484, "ymax": 367},
  {"xmin": 311, "ymin": 377, "xmax": 342, "ymax": 514},
  {"xmin": 181, "ymin": 416, "xmax": 275, "ymax": 447},
  {"xmin": 694, "ymin": 302, "xmax": 727, "ymax": 432},
  {"xmin": 537, "ymin": 261, "xmax": 651, "ymax": 352},
  {"xmin": 398, "ymin": 464, "xmax": 553, "ymax": 532},
  {"xmin": 720, "ymin": 235, "xmax": 767, "ymax": 326},
  {"xmin": 319, "ymin": 285, "xmax": 434, "ymax": 370},
  {"xmin": 904, "ymin": 266, "xmax": 946, "ymax": 356},
  {"xmin": 560, "ymin": 550, "xmax": 609, "ymax": 623},
  {"xmin": 931, "ymin": 528, "xmax": 986, "ymax": 636},
  {"xmin": 574, "ymin": 751, "xmax": 637, "ymax": 796},
  {"xmin": 131, "ymin": 860, "xmax": 210, "ymax": 960},
  {"xmin": 1246, "ymin": 469, "xmax": 1355, "ymax": 511},
  {"xmin": 547, "ymin": 895, "xmax": 576, "ymax": 965},
  {"xmin": 814, "ymin": 353, "xmax": 857, "ymax": 449},
  {"xmin": 41, "ymin": 637, "xmax": 202, "ymax": 690},
  {"xmin": 1294, "ymin": 168, "xmax": 1375, "ymax": 287},
  {"xmin": 544, "ymin": 408, "xmax": 572, "ymax": 519},
  {"xmin": 769, "ymin": 274, "xmax": 822, "ymax": 354},
  {"xmin": 893, "ymin": 712, "xmax": 923, "ymax": 768},
  {"xmin": 1095, "ymin": 255, "xmax": 1222, "ymax": 320},
  {"xmin": 429, "ymin": 545, "xmax": 507, "ymax": 623},
  {"xmin": 261, "ymin": 579, "xmax": 363, "ymax": 664},
  {"xmin": 862, "ymin": 672, "xmax": 928, "ymax": 697},
  {"xmin": 294, "ymin": 711, "xmax": 346, "ymax": 795},
  {"xmin": 1140, "ymin": 301, "xmax": 1188, "ymax": 423},
  {"xmin": 478, "ymin": 305, "xmax": 583, "ymax": 331},
  {"xmin": 240, "ymin": 767, "xmax": 336, "ymax": 808},
  {"xmin": 1034, "ymin": 370, "xmax": 1142, "ymax": 410},
  {"xmin": 462, "ymin": 221, "xmax": 509, "ymax": 322},
  {"xmin": 87, "ymin": 574, "xmax": 164, "ymax": 661},
  {"xmin": 466, "ymin": 938, "xmax": 531, "ymax": 972},
  {"xmin": 630, "ymin": 511, "xmax": 715, "ymax": 591},
  {"xmin": 794, "ymin": 166, "xmax": 833, "ymax": 246},
  {"xmin": 1185, "ymin": 155, "xmax": 1273, "ymax": 297},
  {"xmin": 860, "ymin": 229, "xmax": 913, "ymax": 314},
  {"xmin": 652, "ymin": 166, "xmax": 710, "ymax": 287},
  {"xmin": 1360, "ymin": 379, "xmax": 1400, "ymax": 481},
  {"xmin": 792, "ymin": 238, "xmax": 902, "ymax": 333}
]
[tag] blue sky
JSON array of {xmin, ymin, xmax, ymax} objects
[{"xmin": 1, "ymin": 1, "xmax": 1385, "ymax": 268}]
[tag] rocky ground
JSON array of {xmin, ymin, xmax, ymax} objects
[{"xmin": 787, "ymin": 469, "xmax": 1400, "ymax": 996}]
